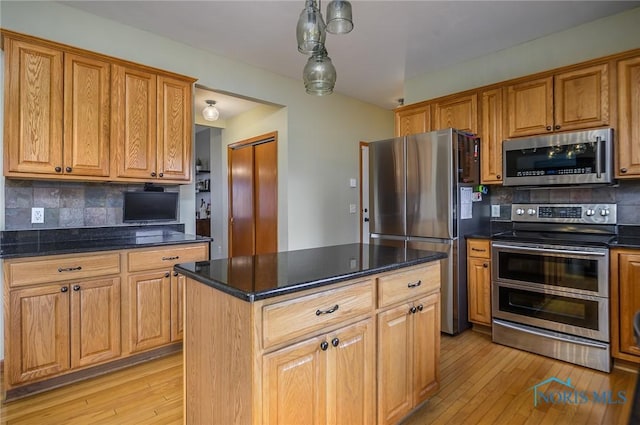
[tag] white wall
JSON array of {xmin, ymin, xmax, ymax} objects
[{"xmin": 404, "ymin": 6, "xmax": 640, "ymax": 104}]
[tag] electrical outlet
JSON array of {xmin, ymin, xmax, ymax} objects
[
  {"xmin": 31, "ymin": 207, "xmax": 44, "ymax": 224},
  {"xmin": 491, "ymin": 204, "xmax": 501, "ymax": 218}
]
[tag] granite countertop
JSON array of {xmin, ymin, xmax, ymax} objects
[
  {"xmin": 0, "ymin": 224, "xmax": 211, "ymax": 259},
  {"xmin": 174, "ymin": 243, "xmax": 446, "ymax": 302}
]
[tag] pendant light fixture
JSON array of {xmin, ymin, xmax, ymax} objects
[
  {"xmin": 303, "ymin": 48, "xmax": 336, "ymax": 95},
  {"xmin": 202, "ymin": 100, "xmax": 219, "ymax": 122},
  {"xmin": 296, "ymin": 0, "xmax": 353, "ymax": 95}
]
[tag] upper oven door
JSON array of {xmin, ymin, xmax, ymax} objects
[
  {"xmin": 502, "ymin": 128, "xmax": 613, "ymax": 186},
  {"xmin": 491, "ymin": 241, "xmax": 609, "ymax": 297}
]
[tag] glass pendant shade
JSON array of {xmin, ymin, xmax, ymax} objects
[
  {"xmin": 296, "ymin": 0, "xmax": 326, "ymax": 54},
  {"xmin": 202, "ymin": 100, "xmax": 219, "ymax": 121},
  {"xmin": 326, "ymin": 0, "xmax": 353, "ymax": 34},
  {"xmin": 303, "ymin": 49, "xmax": 336, "ymax": 95}
]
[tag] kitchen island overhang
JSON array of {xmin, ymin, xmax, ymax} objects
[{"xmin": 177, "ymin": 243, "xmax": 446, "ymax": 425}]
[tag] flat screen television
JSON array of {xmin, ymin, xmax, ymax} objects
[{"xmin": 123, "ymin": 191, "xmax": 179, "ymax": 222}]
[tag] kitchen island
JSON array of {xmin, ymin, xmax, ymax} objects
[{"xmin": 175, "ymin": 243, "xmax": 446, "ymax": 425}]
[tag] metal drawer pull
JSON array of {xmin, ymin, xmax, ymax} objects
[
  {"xmin": 162, "ymin": 256, "xmax": 180, "ymax": 261},
  {"xmin": 407, "ymin": 280, "xmax": 422, "ymax": 288},
  {"xmin": 316, "ymin": 304, "xmax": 339, "ymax": 316},
  {"xmin": 58, "ymin": 266, "xmax": 82, "ymax": 272},
  {"xmin": 471, "ymin": 247, "xmax": 486, "ymax": 252}
]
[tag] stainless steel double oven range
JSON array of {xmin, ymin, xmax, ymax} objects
[{"xmin": 491, "ymin": 203, "xmax": 616, "ymax": 372}]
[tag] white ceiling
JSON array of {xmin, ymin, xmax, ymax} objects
[{"xmin": 62, "ymin": 1, "xmax": 639, "ymax": 112}]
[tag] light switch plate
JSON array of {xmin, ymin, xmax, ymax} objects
[
  {"xmin": 349, "ymin": 204, "xmax": 357, "ymax": 214},
  {"xmin": 32, "ymin": 207, "xmax": 44, "ymax": 224},
  {"xmin": 491, "ymin": 204, "xmax": 501, "ymax": 218},
  {"xmin": 349, "ymin": 178, "xmax": 357, "ymax": 188}
]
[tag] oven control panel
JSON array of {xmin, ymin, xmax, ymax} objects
[{"xmin": 511, "ymin": 203, "xmax": 617, "ymax": 224}]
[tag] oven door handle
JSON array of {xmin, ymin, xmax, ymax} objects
[
  {"xmin": 494, "ymin": 319, "xmax": 608, "ymax": 349},
  {"xmin": 491, "ymin": 243, "xmax": 606, "ymax": 257}
]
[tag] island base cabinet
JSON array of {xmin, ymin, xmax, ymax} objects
[
  {"xmin": 378, "ymin": 293, "xmax": 440, "ymax": 425},
  {"xmin": 262, "ymin": 318, "xmax": 375, "ymax": 425}
]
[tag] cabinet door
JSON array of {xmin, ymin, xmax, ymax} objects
[
  {"xmin": 8, "ymin": 284, "xmax": 70, "ymax": 385},
  {"xmin": 262, "ymin": 335, "xmax": 327, "ymax": 425},
  {"xmin": 170, "ymin": 272, "xmax": 185, "ymax": 342},
  {"xmin": 480, "ymin": 88, "xmax": 505, "ymax": 184},
  {"xmin": 157, "ymin": 75, "xmax": 192, "ymax": 181},
  {"xmin": 506, "ymin": 76, "xmax": 553, "ymax": 138},
  {"xmin": 617, "ymin": 56, "xmax": 640, "ymax": 178},
  {"xmin": 70, "ymin": 277, "xmax": 121, "ymax": 368},
  {"xmin": 395, "ymin": 105, "xmax": 430, "ymax": 136},
  {"xmin": 467, "ymin": 257, "xmax": 491, "ymax": 325},
  {"xmin": 377, "ymin": 303, "xmax": 412, "ymax": 425},
  {"xmin": 327, "ymin": 319, "xmax": 375, "ymax": 425},
  {"xmin": 63, "ymin": 52, "xmax": 111, "ymax": 177},
  {"xmin": 112, "ymin": 64, "xmax": 157, "ymax": 180},
  {"xmin": 433, "ymin": 93, "xmax": 478, "ymax": 134},
  {"xmin": 412, "ymin": 293, "xmax": 440, "ymax": 404},
  {"xmin": 125, "ymin": 270, "xmax": 171, "ymax": 353},
  {"xmin": 613, "ymin": 251, "xmax": 640, "ymax": 358},
  {"xmin": 4, "ymin": 38, "xmax": 64, "ymax": 175},
  {"xmin": 554, "ymin": 64, "xmax": 609, "ymax": 132}
]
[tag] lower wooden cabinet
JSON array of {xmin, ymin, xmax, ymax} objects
[
  {"xmin": 466, "ymin": 238, "xmax": 492, "ymax": 326},
  {"xmin": 262, "ymin": 318, "xmax": 375, "ymax": 425},
  {"xmin": 184, "ymin": 262, "xmax": 441, "ymax": 425},
  {"xmin": 377, "ymin": 293, "xmax": 440, "ymax": 425},
  {"xmin": 611, "ymin": 248, "xmax": 640, "ymax": 362},
  {"xmin": 7, "ymin": 277, "xmax": 120, "ymax": 386}
]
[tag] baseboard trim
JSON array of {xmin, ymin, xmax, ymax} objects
[{"xmin": 4, "ymin": 343, "xmax": 182, "ymax": 402}]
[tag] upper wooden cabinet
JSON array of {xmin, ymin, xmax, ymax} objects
[
  {"xmin": 506, "ymin": 64, "xmax": 609, "ymax": 138},
  {"xmin": 112, "ymin": 67, "xmax": 192, "ymax": 183},
  {"xmin": 433, "ymin": 93, "xmax": 478, "ymax": 134},
  {"xmin": 617, "ymin": 55, "xmax": 640, "ymax": 178},
  {"xmin": 395, "ymin": 104, "xmax": 431, "ymax": 136},
  {"xmin": 2, "ymin": 30, "xmax": 194, "ymax": 184},
  {"xmin": 479, "ymin": 88, "xmax": 505, "ymax": 184}
]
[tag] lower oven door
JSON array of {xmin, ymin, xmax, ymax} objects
[{"xmin": 492, "ymin": 281, "xmax": 609, "ymax": 342}]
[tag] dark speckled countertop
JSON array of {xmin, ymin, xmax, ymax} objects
[
  {"xmin": 174, "ymin": 243, "xmax": 446, "ymax": 302},
  {"xmin": 0, "ymin": 224, "xmax": 211, "ymax": 258}
]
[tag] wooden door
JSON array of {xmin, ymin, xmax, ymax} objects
[
  {"xmin": 328, "ymin": 319, "xmax": 375, "ymax": 425},
  {"xmin": 4, "ymin": 38, "xmax": 64, "ymax": 175},
  {"xmin": 506, "ymin": 76, "xmax": 554, "ymax": 137},
  {"xmin": 170, "ymin": 272, "xmax": 185, "ymax": 341},
  {"xmin": 554, "ymin": 63, "xmax": 609, "ymax": 132},
  {"xmin": 125, "ymin": 270, "xmax": 171, "ymax": 353},
  {"xmin": 229, "ymin": 145, "xmax": 255, "ymax": 257},
  {"xmin": 433, "ymin": 93, "xmax": 478, "ymax": 134},
  {"xmin": 377, "ymin": 303, "xmax": 412, "ymax": 425},
  {"xmin": 8, "ymin": 284, "xmax": 70, "ymax": 385},
  {"xmin": 70, "ymin": 277, "xmax": 121, "ymax": 368},
  {"xmin": 262, "ymin": 335, "xmax": 327, "ymax": 425},
  {"xmin": 157, "ymin": 75, "xmax": 192, "ymax": 181},
  {"xmin": 229, "ymin": 133, "xmax": 278, "ymax": 257},
  {"xmin": 395, "ymin": 105, "xmax": 430, "ymax": 136},
  {"xmin": 412, "ymin": 294, "xmax": 440, "ymax": 404},
  {"xmin": 612, "ymin": 250, "xmax": 640, "ymax": 359},
  {"xmin": 617, "ymin": 56, "xmax": 640, "ymax": 178},
  {"xmin": 467, "ymin": 257, "xmax": 491, "ymax": 325},
  {"xmin": 112, "ymin": 64, "xmax": 157, "ymax": 180},
  {"xmin": 480, "ymin": 88, "xmax": 505, "ymax": 184},
  {"xmin": 63, "ymin": 52, "xmax": 111, "ymax": 177}
]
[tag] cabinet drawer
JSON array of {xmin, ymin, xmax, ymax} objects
[
  {"xmin": 467, "ymin": 239, "xmax": 490, "ymax": 259},
  {"xmin": 6, "ymin": 252, "xmax": 121, "ymax": 287},
  {"xmin": 262, "ymin": 280, "xmax": 374, "ymax": 349},
  {"xmin": 378, "ymin": 263, "xmax": 440, "ymax": 308},
  {"xmin": 128, "ymin": 243, "xmax": 208, "ymax": 272}
]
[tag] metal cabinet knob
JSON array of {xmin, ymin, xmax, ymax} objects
[
  {"xmin": 55, "ymin": 166, "xmax": 62, "ymax": 173},
  {"xmin": 554, "ymin": 125, "xmax": 561, "ymax": 130},
  {"xmin": 165, "ymin": 272, "xmax": 170, "ymax": 278},
  {"xmin": 621, "ymin": 168, "xmax": 628, "ymax": 174},
  {"xmin": 151, "ymin": 172, "xmax": 157, "ymax": 177},
  {"xmin": 483, "ymin": 263, "xmax": 488, "ymax": 268},
  {"xmin": 61, "ymin": 286, "xmax": 69, "ymax": 293},
  {"xmin": 66, "ymin": 167, "xmax": 72, "ymax": 172},
  {"xmin": 546, "ymin": 126, "xmax": 552, "ymax": 131},
  {"xmin": 320, "ymin": 341, "xmax": 329, "ymax": 351},
  {"xmin": 410, "ymin": 306, "xmax": 417, "ymax": 314},
  {"xmin": 73, "ymin": 285, "xmax": 80, "ymax": 291},
  {"xmin": 159, "ymin": 172, "xmax": 164, "ymax": 177},
  {"xmin": 331, "ymin": 337, "xmax": 340, "ymax": 347}
]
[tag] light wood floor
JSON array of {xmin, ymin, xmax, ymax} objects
[{"xmin": 1, "ymin": 330, "xmax": 637, "ymax": 424}]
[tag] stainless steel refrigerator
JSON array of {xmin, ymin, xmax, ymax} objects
[{"xmin": 369, "ymin": 128, "xmax": 489, "ymax": 335}]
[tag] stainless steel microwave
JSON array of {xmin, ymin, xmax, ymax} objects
[{"xmin": 502, "ymin": 128, "xmax": 614, "ymax": 187}]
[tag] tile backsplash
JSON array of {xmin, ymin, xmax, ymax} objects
[
  {"xmin": 4, "ymin": 180, "xmax": 179, "ymax": 230},
  {"xmin": 488, "ymin": 179, "xmax": 640, "ymax": 226}
]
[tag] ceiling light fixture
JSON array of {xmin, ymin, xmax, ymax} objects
[
  {"xmin": 202, "ymin": 100, "xmax": 219, "ymax": 122},
  {"xmin": 296, "ymin": 0, "xmax": 353, "ymax": 95}
]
